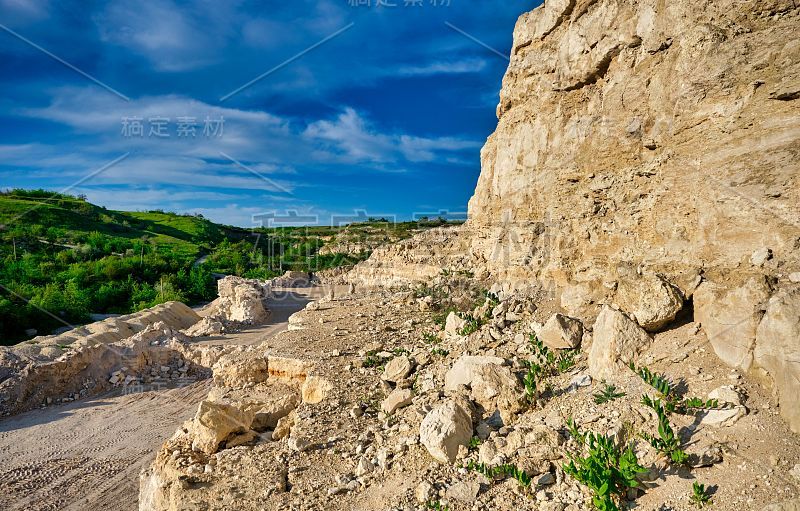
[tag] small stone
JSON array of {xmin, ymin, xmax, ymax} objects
[
  {"xmin": 790, "ymin": 463, "xmax": 800, "ymax": 482},
  {"xmin": 355, "ymin": 457, "xmax": 374, "ymax": 477},
  {"xmin": 445, "ymin": 481, "xmax": 480, "ymax": 502},
  {"xmin": 382, "ymin": 356, "xmax": 413, "ymax": 383},
  {"xmin": 751, "ymin": 247, "xmax": 773, "ymax": 266},
  {"xmin": 570, "ymin": 374, "xmax": 592, "ymax": 388},
  {"xmin": 789, "ymin": 272, "xmax": 800, "ymax": 283},
  {"xmin": 381, "ymin": 388, "xmax": 414, "ymax": 414},
  {"xmin": 700, "ymin": 406, "xmax": 747, "ymax": 428},
  {"xmin": 708, "ymin": 385, "xmax": 743, "ymax": 406},
  {"xmin": 288, "ymin": 436, "xmax": 311, "ymax": 452},
  {"xmin": 415, "ymin": 481, "xmax": 436, "ymax": 503},
  {"xmin": 536, "ymin": 473, "xmax": 556, "ymax": 487}
]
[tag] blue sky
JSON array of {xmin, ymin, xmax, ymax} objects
[{"xmin": 0, "ymin": 0, "xmax": 537, "ymax": 226}]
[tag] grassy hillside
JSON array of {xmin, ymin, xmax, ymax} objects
[{"xmin": 0, "ymin": 190, "xmax": 457, "ymax": 344}]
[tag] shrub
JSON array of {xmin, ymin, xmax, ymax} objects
[{"xmin": 563, "ymin": 419, "xmax": 647, "ymax": 511}]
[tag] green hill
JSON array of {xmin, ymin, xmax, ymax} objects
[{"xmin": 0, "ymin": 189, "xmax": 456, "ymax": 344}]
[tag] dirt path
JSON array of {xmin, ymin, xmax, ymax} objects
[
  {"xmin": 0, "ymin": 286, "xmax": 328, "ymax": 511},
  {"xmin": 0, "ymin": 382, "xmax": 211, "ymax": 511}
]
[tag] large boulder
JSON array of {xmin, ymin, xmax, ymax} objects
[
  {"xmin": 419, "ymin": 398, "xmax": 473, "ymax": 463},
  {"xmin": 538, "ymin": 313, "xmax": 583, "ymax": 349},
  {"xmin": 206, "ymin": 276, "xmax": 270, "ymax": 325},
  {"xmin": 469, "ymin": 363, "xmax": 526, "ymax": 423},
  {"xmin": 615, "ymin": 274, "xmax": 684, "ymax": 332},
  {"xmin": 588, "ymin": 306, "xmax": 651, "ymax": 381},
  {"xmin": 694, "ymin": 277, "xmax": 771, "ymax": 372},
  {"xmin": 755, "ymin": 287, "xmax": 800, "ymax": 433},
  {"xmin": 188, "ymin": 400, "xmax": 255, "ymax": 454},
  {"xmin": 444, "ymin": 355, "xmax": 505, "ymax": 390}
]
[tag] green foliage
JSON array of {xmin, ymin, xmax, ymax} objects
[
  {"xmin": 557, "ymin": 349, "xmax": 578, "ymax": 372},
  {"xmin": 690, "ymin": 481, "xmax": 713, "ymax": 508},
  {"xmin": 426, "ymin": 500, "xmax": 449, "ymax": 511},
  {"xmin": 594, "ymin": 383, "xmax": 626, "ymax": 405},
  {"xmin": 640, "ymin": 396, "xmax": 689, "ymax": 465},
  {"xmin": 456, "ymin": 311, "xmax": 483, "ymax": 336},
  {"xmin": 521, "ymin": 334, "xmax": 576, "ymax": 405},
  {"xmin": 468, "ymin": 436, "xmax": 482, "ymax": 450},
  {"xmin": 682, "ymin": 397, "xmax": 721, "ymax": 412},
  {"xmin": 484, "ymin": 291, "xmax": 500, "ymax": 311},
  {"xmin": 629, "ymin": 362, "xmax": 676, "ymax": 402},
  {"xmin": 563, "ymin": 419, "xmax": 647, "ymax": 511},
  {"xmin": 630, "ymin": 362, "xmax": 721, "ymax": 414},
  {"xmin": 522, "ymin": 361, "xmax": 541, "ymax": 403},
  {"xmin": 0, "ymin": 191, "xmax": 447, "ymax": 343},
  {"xmin": 466, "ymin": 461, "xmax": 531, "ymax": 488},
  {"xmin": 362, "ymin": 351, "xmax": 384, "ymax": 368}
]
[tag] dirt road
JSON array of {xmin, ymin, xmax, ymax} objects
[
  {"xmin": 0, "ymin": 382, "xmax": 211, "ymax": 511},
  {"xmin": 0, "ymin": 286, "xmax": 325, "ymax": 511}
]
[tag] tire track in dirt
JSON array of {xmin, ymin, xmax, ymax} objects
[{"xmin": 0, "ymin": 381, "xmax": 211, "ymax": 511}]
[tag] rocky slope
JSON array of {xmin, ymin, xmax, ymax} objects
[
  {"xmin": 351, "ymin": 0, "xmax": 800, "ymax": 433},
  {"xmin": 138, "ymin": 282, "xmax": 800, "ymax": 511}
]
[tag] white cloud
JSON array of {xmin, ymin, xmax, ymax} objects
[
  {"xmin": 304, "ymin": 107, "xmax": 481, "ymax": 165},
  {"xmin": 396, "ymin": 58, "xmax": 488, "ymax": 76}
]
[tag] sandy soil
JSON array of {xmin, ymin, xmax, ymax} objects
[{"xmin": 0, "ymin": 286, "xmax": 324, "ymax": 511}]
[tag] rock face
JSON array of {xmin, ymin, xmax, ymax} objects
[
  {"xmin": 189, "ymin": 400, "xmax": 256, "ymax": 454},
  {"xmin": 755, "ymin": 287, "xmax": 800, "ymax": 432},
  {"xmin": 346, "ymin": 0, "xmax": 800, "ymax": 433},
  {"xmin": 589, "ymin": 306, "xmax": 651, "ymax": 381},
  {"xmin": 694, "ymin": 277, "xmax": 771, "ymax": 372}
]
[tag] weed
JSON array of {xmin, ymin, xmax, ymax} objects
[
  {"xmin": 422, "ymin": 332, "xmax": 440, "ymax": 345},
  {"xmin": 563, "ymin": 419, "xmax": 647, "ymax": 511},
  {"xmin": 430, "ymin": 347, "xmax": 449, "ymax": 357},
  {"xmin": 426, "ymin": 500, "xmax": 449, "ymax": 511},
  {"xmin": 468, "ymin": 436, "xmax": 482, "ymax": 450},
  {"xmin": 466, "ymin": 461, "xmax": 531, "ymax": 488},
  {"xmin": 594, "ymin": 383, "xmax": 626, "ymax": 405},
  {"xmin": 682, "ymin": 397, "xmax": 721, "ymax": 412},
  {"xmin": 484, "ymin": 290, "xmax": 500, "ymax": 311},
  {"xmin": 523, "ymin": 362, "xmax": 542, "ymax": 404},
  {"xmin": 557, "ymin": 349, "xmax": 578, "ymax": 372},
  {"xmin": 640, "ymin": 396, "xmax": 689, "ymax": 465},
  {"xmin": 392, "ymin": 347, "xmax": 410, "ymax": 356},
  {"xmin": 520, "ymin": 334, "xmax": 574, "ymax": 406},
  {"xmin": 629, "ymin": 362, "xmax": 719, "ymax": 414},
  {"xmin": 530, "ymin": 335, "xmax": 556, "ymax": 370},
  {"xmin": 362, "ymin": 351, "xmax": 384, "ymax": 368},
  {"xmin": 690, "ymin": 481, "xmax": 713, "ymax": 508},
  {"xmin": 456, "ymin": 312, "xmax": 483, "ymax": 336},
  {"xmin": 629, "ymin": 362, "xmax": 676, "ymax": 402}
]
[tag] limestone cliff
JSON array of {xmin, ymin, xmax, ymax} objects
[{"xmin": 352, "ymin": 0, "xmax": 800, "ymax": 430}]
